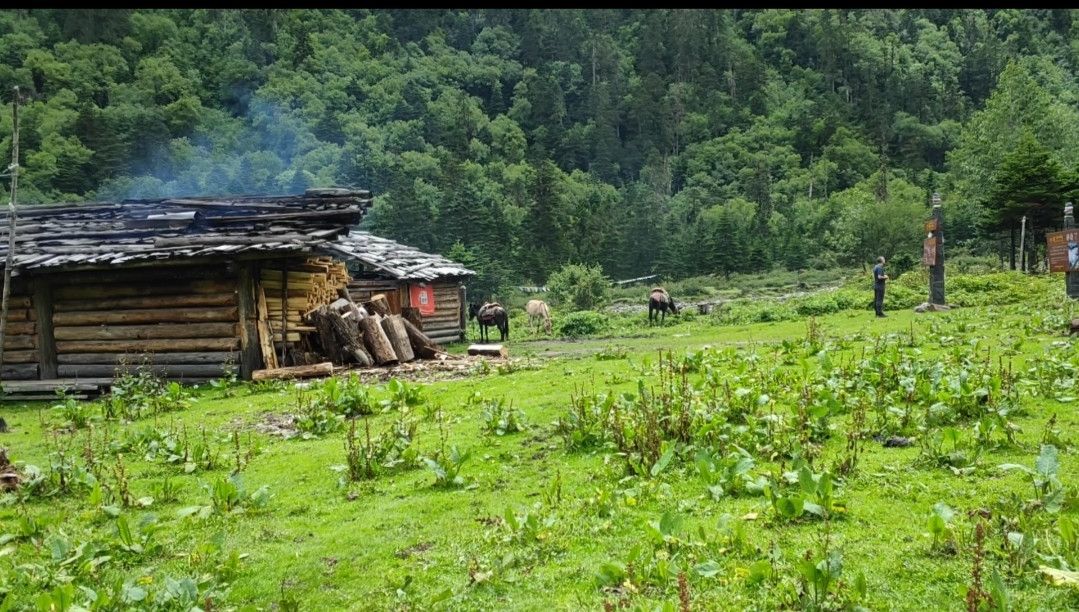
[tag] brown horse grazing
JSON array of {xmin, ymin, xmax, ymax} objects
[
  {"xmin": 648, "ymin": 287, "xmax": 678, "ymax": 325},
  {"xmin": 469, "ymin": 302, "xmax": 509, "ymax": 342},
  {"xmin": 525, "ymin": 299, "xmax": 552, "ymax": 335}
]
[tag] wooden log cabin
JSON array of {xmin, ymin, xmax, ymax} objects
[
  {"xmin": 0, "ymin": 188, "xmax": 374, "ymax": 397},
  {"xmin": 322, "ymin": 232, "xmax": 476, "ymax": 346}
]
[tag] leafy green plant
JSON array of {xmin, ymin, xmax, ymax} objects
[
  {"xmin": 381, "ymin": 378, "xmax": 427, "ymax": 414},
  {"xmin": 557, "ymin": 311, "xmax": 610, "ymax": 337},
  {"xmin": 927, "ymin": 502, "xmax": 958, "ymax": 554},
  {"xmin": 316, "ymin": 373, "xmax": 376, "ymax": 418},
  {"xmin": 423, "ymin": 446, "xmax": 471, "ymax": 489},
  {"xmin": 998, "ymin": 444, "xmax": 1065, "ymax": 513},
  {"xmin": 479, "ymin": 396, "xmax": 528, "ymax": 436},
  {"xmin": 178, "ymin": 474, "xmax": 270, "ymax": 519},
  {"xmin": 548, "ymin": 262, "xmax": 610, "ymax": 311}
]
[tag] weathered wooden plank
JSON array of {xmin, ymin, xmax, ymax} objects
[
  {"xmin": 0, "ymin": 378, "xmax": 109, "ymax": 392},
  {"xmin": 59, "ymin": 364, "xmax": 228, "ymax": 378},
  {"xmin": 53, "ymin": 292, "xmax": 237, "ymax": 312},
  {"xmin": 468, "ymin": 344, "xmax": 507, "ymax": 357},
  {"xmin": 53, "ymin": 322, "xmax": 239, "ymax": 341},
  {"xmin": 257, "ymin": 320, "xmax": 278, "ymax": 369},
  {"xmin": 56, "ymin": 338, "xmax": 241, "ymax": 354},
  {"xmin": 57, "ymin": 351, "xmax": 239, "ymax": 366},
  {"xmin": 53, "ymin": 278, "xmax": 235, "ymax": 300},
  {"xmin": 53, "ymin": 306, "xmax": 239, "ymax": 326},
  {"xmin": 237, "ymin": 263, "xmax": 261, "ymax": 380},
  {"xmin": 154, "ymin": 234, "xmax": 315, "ymax": 248},
  {"xmin": 252, "ymin": 362, "xmax": 333, "ymax": 382},
  {"xmin": 33, "ymin": 279, "xmax": 57, "ymax": 379}
]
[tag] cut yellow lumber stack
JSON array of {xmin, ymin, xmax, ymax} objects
[{"xmin": 259, "ymin": 257, "xmax": 352, "ymax": 344}]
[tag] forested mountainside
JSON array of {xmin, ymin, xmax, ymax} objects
[{"xmin": 2, "ymin": 9, "xmax": 1078, "ymax": 295}]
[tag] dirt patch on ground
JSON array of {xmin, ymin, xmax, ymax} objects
[
  {"xmin": 237, "ymin": 412, "xmax": 301, "ymax": 439},
  {"xmin": 394, "ymin": 541, "xmax": 434, "ymax": 559}
]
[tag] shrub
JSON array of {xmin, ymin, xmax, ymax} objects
[
  {"xmin": 548, "ymin": 263, "xmax": 611, "ymax": 311},
  {"xmin": 557, "ymin": 311, "xmax": 610, "ymax": 337}
]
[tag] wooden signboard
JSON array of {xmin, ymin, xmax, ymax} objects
[
  {"xmin": 924, "ymin": 219, "xmax": 939, "ymax": 232},
  {"xmin": 1047, "ymin": 229, "xmax": 1079, "ymax": 272},
  {"xmin": 923, "ymin": 237, "xmax": 938, "ymax": 267}
]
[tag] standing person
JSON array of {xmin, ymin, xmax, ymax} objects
[{"xmin": 873, "ymin": 256, "xmax": 889, "ymax": 317}]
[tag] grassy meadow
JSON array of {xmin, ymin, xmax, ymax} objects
[{"xmin": 3, "ymin": 270, "xmax": 1079, "ymax": 611}]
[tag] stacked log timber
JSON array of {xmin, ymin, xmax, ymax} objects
[
  {"xmin": 1, "ymin": 278, "xmax": 39, "ymax": 381},
  {"xmin": 48, "ymin": 265, "xmax": 241, "ymax": 380},
  {"xmin": 258, "ymin": 256, "xmax": 351, "ymax": 346}
]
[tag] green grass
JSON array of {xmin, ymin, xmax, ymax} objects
[{"xmin": 4, "ymin": 276, "xmax": 1079, "ymax": 611}]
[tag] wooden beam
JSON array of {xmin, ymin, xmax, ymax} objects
[
  {"xmin": 54, "ymin": 278, "xmax": 234, "ymax": 300},
  {"xmin": 41, "ymin": 264, "xmax": 234, "ymax": 286},
  {"xmin": 53, "ymin": 322, "xmax": 239, "ymax": 341},
  {"xmin": 52, "ymin": 293, "xmax": 237, "ymax": 312},
  {"xmin": 237, "ymin": 262, "xmax": 260, "ymax": 380},
  {"xmin": 252, "ymin": 361, "xmax": 334, "ymax": 382},
  {"xmin": 53, "ymin": 306, "xmax": 239, "ymax": 326},
  {"xmin": 33, "ymin": 279, "xmax": 56, "ymax": 380},
  {"xmin": 56, "ymin": 338, "xmax": 240, "ymax": 354}
]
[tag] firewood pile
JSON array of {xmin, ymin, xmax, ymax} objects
[
  {"xmin": 251, "ymin": 286, "xmax": 451, "ymax": 381},
  {"xmin": 260, "ymin": 257, "xmax": 351, "ymax": 342}
]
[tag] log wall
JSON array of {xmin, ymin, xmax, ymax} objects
[
  {"xmin": 423, "ymin": 282, "xmax": 466, "ymax": 344},
  {"xmin": 42, "ymin": 265, "xmax": 242, "ymax": 380},
  {"xmin": 1, "ymin": 278, "xmax": 39, "ymax": 380}
]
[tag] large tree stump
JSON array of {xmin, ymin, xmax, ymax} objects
[
  {"xmin": 308, "ymin": 305, "xmax": 373, "ymax": 367},
  {"xmin": 359, "ymin": 313, "xmax": 398, "ymax": 365},
  {"xmin": 381, "ymin": 315, "xmax": 415, "ymax": 362},
  {"xmin": 252, "ymin": 362, "xmax": 334, "ymax": 382},
  {"xmin": 309, "ymin": 306, "xmax": 347, "ymax": 365},
  {"xmin": 401, "ymin": 317, "xmax": 446, "ymax": 359}
]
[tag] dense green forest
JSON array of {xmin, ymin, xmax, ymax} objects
[{"xmin": 2, "ymin": 9, "xmax": 1079, "ymax": 297}]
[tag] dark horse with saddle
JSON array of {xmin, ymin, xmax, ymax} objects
[
  {"xmin": 469, "ymin": 302, "xmax": 509, "ymax": 342},
  {"xmin": 648, "ymin": 287, "xmax": 678, "ymax": 325}
]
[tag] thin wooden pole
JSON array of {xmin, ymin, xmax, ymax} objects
[
  {"xmin": 279, "ymin": 257, "xmax": 288, "ymax": 367},
  {"xmin": 1019, "ymin": 215, "xmax": 1027, "ymax": 273},
  {"xmin": 0, "ymin": 86, "xmax": 20, "ymax": 373}
]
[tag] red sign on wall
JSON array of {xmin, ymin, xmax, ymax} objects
[{"xmin": 409, "ymin": 284, "xmax": 436, "ymax": 316}]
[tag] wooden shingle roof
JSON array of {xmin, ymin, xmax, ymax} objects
[
  {"xmin": 0, "ymin": 188, "xmax": 373, "ymax": 272},
  {"xmin": 321, "ymin": 231, "xmax": 476, "ymax": 281}
]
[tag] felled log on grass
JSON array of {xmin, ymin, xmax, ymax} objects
[
  {"xmin": 467, "ymin": 344, "xmax": 508, "ymax": 358},
  {"xmin": 251, "ymin": 361, "xmax": 334, "ymax": 382}
]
